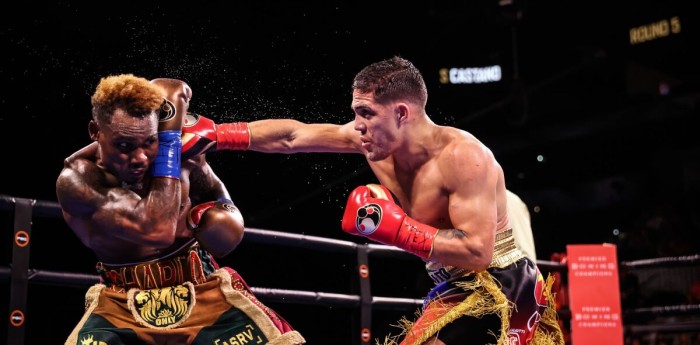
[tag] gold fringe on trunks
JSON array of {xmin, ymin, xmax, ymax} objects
[
  {"xmin": 379, "ymin": 272, "xmax": 565, "ymax": 345},
  {"xmin": 529, "ymin": 274, "xmax": 566, "ymax": 345},
  {"xmin": 380, "ymin": 271, "xmax": 512, "ymax": 345}
]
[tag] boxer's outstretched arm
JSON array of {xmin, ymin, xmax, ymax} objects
[
  {"xmin": 181, "ymin": 115, "xmax": 362, "ymax": 157},
  {"xmin": 247, "ymin": 119, "xmax": 361, "ymax": 154}
]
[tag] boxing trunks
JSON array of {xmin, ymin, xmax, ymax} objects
[
  {"xmin": 65, "ymin": 240, "xmax": 305, "ymax": 345},
  {"xmin": 392, "ymin": 229, "xmax": 564, "ymax": 345}
]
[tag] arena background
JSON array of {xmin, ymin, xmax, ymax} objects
[{"xmin": 1, "ymin": 1, "xmax": 699, "ymax": 344}]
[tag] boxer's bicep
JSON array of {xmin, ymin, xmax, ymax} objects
[{"xmin": 188, "ymin": 159, "xmax": 231, "ymax": 205}]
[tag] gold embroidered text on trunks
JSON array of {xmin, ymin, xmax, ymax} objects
[{"xmin": 97, "ymin": 242, "xmax": 210, "ymax": 291}]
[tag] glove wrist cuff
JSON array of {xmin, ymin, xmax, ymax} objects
[
  {"xmin": 398, "ymin": 217, "xmax": 438, "ymax": 260},
  {"xmin": 187, "ymin": 201, "xmax": 218, "ymax": 231},
  {"xmin": 217, "ymin": 122, "xmax": 250, "ymax": 150}
]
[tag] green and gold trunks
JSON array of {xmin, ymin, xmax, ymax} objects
[{"xmin": 65, "ymin": 242, "xmax": 304, "ymax": 345}]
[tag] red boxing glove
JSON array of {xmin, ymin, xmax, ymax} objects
[
  {"xmin": 187, "ymin": 198, "xmax": 242, "ymax": 232},
  {"xmin": 188, "ymin": 199, "xmax": 245, "ymax": 258},
  {"xmin": 181, "ymin": 113, "xmax": 250, "ymax": 159},
  {"xmin": 187, "ymin": 200, "xmax": 217, "ymax": 231},
  {"xmin": 341, "ymin": 184, "xmax": 438, "ymax": 260}
]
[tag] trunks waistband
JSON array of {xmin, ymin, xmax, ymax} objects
[
  {"xmin": 425, "ymin": 252, "xmax": 530, "ymax": 308},
  {"xmin": 489, "ymin": 228, "xmax": 525, "ymax": 269},
  {"xmin": 96, "ymin": 241, "xmax": 217, "ymax": 290}
]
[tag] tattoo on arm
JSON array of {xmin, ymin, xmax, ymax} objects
[{"xmin": 437, "ymin": 229, "xmax": 467, "ymax": 240}]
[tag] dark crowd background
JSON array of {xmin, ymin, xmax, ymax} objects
[{"xmin": 1, "ymin": 1, "xmax": 699, "ymax": 344}]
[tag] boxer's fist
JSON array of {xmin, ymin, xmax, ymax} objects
[
  {"xmin": 341, "ymin": 184, "xmax": 405, "ymax": 243},
  {"xmin": 182, "ymin": 113, "xmax": 217, "ymax": 159},
  {"xmin": 188, "ymin": 200, "xmax": 245, "ymax": 257},
  {"xmin": 149, "ymin": 78, "xmax": 191, "ymax": 179},
  {"xmin": 341, "ymin": 184, "xmax": 438, "ymax": 259},
  {"xmin": 150, "ymin": 78, "xmax": 192, "ymax": 132},
  {"xmin": 181, "ymin": 113, "xmax": 250, "ymax": 159}
]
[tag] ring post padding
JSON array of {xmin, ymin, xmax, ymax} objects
[
  {"xmin": 357, "ymin": 244, "xmax": 372, "ymax": 345},
  {"xmin": 7, "ymin": 198, "xmax": 34, "ymax": 345}
]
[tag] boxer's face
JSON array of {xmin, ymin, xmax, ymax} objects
[
  {"xmin": 351, "ymin": 90, "xmax": 400, "ymax": 162},
  {"xmin": 94, "ymin": 109, "xmax": 159, "ymax": 185}
]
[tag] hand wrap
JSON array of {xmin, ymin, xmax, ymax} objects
[{"xmin": 152, "ymin": 130, "xmax": 182, "ymax": 179}]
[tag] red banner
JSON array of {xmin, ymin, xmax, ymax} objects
[{"xmin": 566, "ymin": 244, "xmax": 624, "ymax": 345}]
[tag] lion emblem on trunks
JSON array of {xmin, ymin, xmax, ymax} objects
[
  {"xmin": 356, "ymin": 203, "xmax": 382, "ymax": 235},
  {"xmin": 128, "ymin": 283, "xmax": 195, "ymax": 329}
]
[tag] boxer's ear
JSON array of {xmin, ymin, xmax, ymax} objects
[
  {"xmin": 394, "ymin": 103, "xmax": 409, "ymax": 125},
  {"xmin": 88, "ymin": 120, "xmax": 99, "ymax": 141}
]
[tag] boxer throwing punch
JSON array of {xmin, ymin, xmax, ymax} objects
[
  {"xmin": 180, "ymin": 56, "xmax": 564, "ymax": 345},
  {"xmin": 56, "ymin": 74, "xmax": 304, "ymax": 345}
]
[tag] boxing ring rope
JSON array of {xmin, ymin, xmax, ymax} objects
[
  {"xmin": 620, "ymin": 254, "xmax": 700, "ymax": 269},
  {"xmin": 618, "ymin": 254, "xmax": 700, "ymax": 337},
  {"xmin": 1, "ymin": 194, "xmax": 699, "ymax": 344}
]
